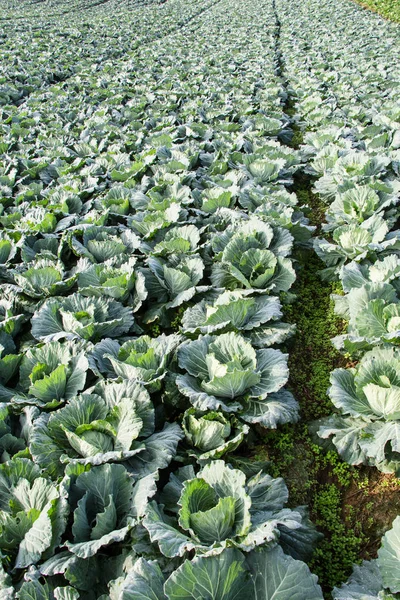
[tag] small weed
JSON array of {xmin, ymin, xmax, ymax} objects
[
  {"xmin": 147, "ymin": 322, "xmax": 161, "ymax": 337},
  {"xmin": 170, "ymin": 305, "xmax": 185, "ymax": 332},
  {"xmin": 283, "ymin": 249, "xmax": 347, "ymax": 421}
]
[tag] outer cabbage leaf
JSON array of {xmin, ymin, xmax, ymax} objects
[
  {"xmin": 378, "ymin": 516, "xmax": 400, "ymax": 594},
  {"xmin": 334, "ymin": 517, "xmax": 400, "ymax": 599},
  {"xmin": 16, "ymin": 579, "xmax": 80, "ymax": 600},
  {"xmin": 332, "ymin": 559, "xmax": 385, "ymax": 600},
  {"xmin": 247, "ymin": 545, "xmax": 323, "ymax": 600},
  {"xmin": 316, "ymin": 415, "xmax": 368, "ymax": 466},
  {"xmin": 164, "ymin": 549, "xmax": 248, "ymax": 600},
  {"xmin": 111, "ymin": 557, "xmax": 167, "ymax": 600}
]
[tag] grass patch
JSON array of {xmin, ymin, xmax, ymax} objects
[
  {"xmin": 353, "ymin": 0, "xmax": 400, "ymax": 22},
  {"xmin": 253, "ymin": 424, "xmax": 366, "ymax": 594},
  {"xmin": 284, "ymin": 252, "xmax": 346, "ymax": 421}
]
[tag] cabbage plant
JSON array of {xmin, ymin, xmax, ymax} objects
[
  {"xmin": 143, "ymin": 461, "xmax": 320, "ymax": 560},
  {"xmin": 128, "ymin": 202, "xmax": 184, "ymax": 239},
  {"xmin": 0, "ymin": 293, "xmax": 28, "ymax": 339},
  {"xmin": 115, "ymin": 546, "xmax": 323, "ymax": 600},
  {"xmin": 12, "ymin": 259, "xmax": 77, "ymax": 301},
  {"xmin": 0, "ymin": 206, "xmax": 58, "ymax": 234},
  {"xmin": 323, "ymin": 185, "xmax": 398, "ymax": 232},
  {"xmin": 182, "ymin": 408, "xmax": 249, "ymax": 463},
  {"xmin": 312, "ymin": 152, "xmax": 391, "ymax": 201},
  {"xmin": 143, "ymin": 224, "xmax": 201, "ymax": 257},
  {"xmin": 30, "ymin": 379, "xmax": 183, "ymax": 477},
  {"xmin": 20, "ymin": 235, "xmax": 61, "ymax": 264},
  {"xmin": 0, "ymin": 340, "xmax": 21, "ymax": 387},
  {"xmin": 317, "ymin": 347, "xmax": 400, "ymax": 474},
  {"xmin": 11, "ymin": 340, "xmax": 89, "ymax": 408},
  {"xmin": 242, "ymin": 156, "xmax": 286, "ymax": 184},
  {"xmin": 93, "ymin": 185, "xmax": 133, "ymax": 216},
  {"xmin": 239, "ymin": 187, "xmax": 297, "ymax": 213},
  {"xmin": 198, "ymin": 187, "xmax": 236, "ymax": 214},
  {"xmin": 314, "ymin": 215, "xmax": 400, "ymax": 278},
  {"xmin": 209, "ymin": 218, "xmax": 295, "ymax": 293},
  {"xmin": 332, "ymin": 282, "xmax": 400, "ymax": 353},
  {"xmin": 176, "ymin": 332, "xmax": 299, "ymax": 427},
  {"xmin": 181, "ymin": 291, "xmax": 295, "ymax": 347},
  {"xmin": 0, "ymin": 458, "xmax": 67, "ymax": 570},
  {"xmin": 69, "ymin": 226, "xmax": 140, "ymax": 263},
  {"xmin": 0, "ymin": 232, "xmax": 19, "ymax": 270},
  {"xmin": 64, "ymin": 463, "xmax": 157, "ymax": 559},
  {"xmin": 341, "ymin": 255, "xmax": 400, "ymax": 294},
  {"xmin": 91, "ymin": 334, "xmax": 181, "ymax": 391},
  {"xmin": 141, "ymin": 255, "xmax": 208, "ymax": 323},
  {"xmin": 133, "ymin": 180, "xmax": 192, "ymax": 212},
  {"xmin": 31, "ymin": 293, "xmax": 134, "ymax": 342},
  {"xmin": 254, "ymin": 202, "xmax": 315, "ymax": 242},
  {"xmin": 0, "ymin": 403, "xmax": 26, "ymax": 460},
  {"xmin": 75, "ymin": 257, "xmax": 147, "ymax": 308}
]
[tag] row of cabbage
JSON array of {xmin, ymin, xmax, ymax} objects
[
  {"xmin": 0, "ymin": 0, "xmax": 288, "ymax": 205},
  {"xmin": 0, "ymin": 0, "xmax": 219, "ymax": 107},
  {"xmin": 0, "ymin": 0, "xmax": 328, "ymax": 598},
  {"xmin": 276, "ymin": 0, "xmax": 400, "ymax": 596},
  {"xmin": 4, "ymin": 0, "xmax": 221, "ymax": 99}
]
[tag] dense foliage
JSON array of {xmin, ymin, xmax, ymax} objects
[{"xmin": 0, "ymin": 0, "xmax": 399, "ymax": 597}]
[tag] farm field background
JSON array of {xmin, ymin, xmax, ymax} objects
[{"xmin": 0, "ymin": 0, "xmax": 399, "ymax": 598}]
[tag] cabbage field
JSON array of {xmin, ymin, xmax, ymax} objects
[{"xmin": 0, "ymin": 0, "xmax": 400, "ymax": 597}]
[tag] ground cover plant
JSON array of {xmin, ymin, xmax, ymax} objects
[
  {"xmin": 0, "ymin": 0, "xmax": 399, "ymax": 598},
  {"xmin": 353, "ymin": 0, "xmax": 400, "ymax": 22}
]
